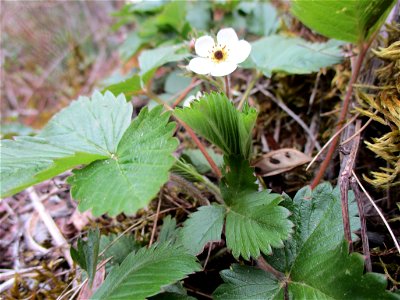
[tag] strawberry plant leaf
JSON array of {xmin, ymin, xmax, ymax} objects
[
  {"xmin": 103, "ymin": 74, "xmax": 143, "ymax": 98},
  {"xmin": 291, "ymin": 0, "xmax": 396, "ymax": 43},
  {"xmin": 70, "ymin": 228, "xmax": 100, "ymax": 287},
  {"xmin": 248, "ymin": 36, "xmax": 343, "ymax": 77},
  {"xmin": 225, "ymin": 189, "xmax": 293, "ymax": 260},
  {"xmin": 222, "ymin": 160, "xmax": 293, "ymax": 260},
  {"xmin": 158, "ymin": 215, "xmax": 179, "ymax": 244},
  {"xmin": 92, "ymin": 243, "xmax": 201, "ymax": 300},
  {"xmin": 68, "ymin": 105, "xmax": 178, "ymax": 216},
  {"xmin": 214, "ymin": 183, "xmax": 399, "ymax": 299},
  {"xmin": 181, "ymin": 204, "xmax": 226, "ymax": 255},
  {"xmin": 174, "ymin": 92, "xmax": 257, "ymax": 160},
  {"xmin": 1, "ymin": 91, "xmax": 132, "ymax": 197}
]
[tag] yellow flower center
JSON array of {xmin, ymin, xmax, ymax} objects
[{"xmin": 209, "ymin": 45, "xmax": 228, "ymax": 63}]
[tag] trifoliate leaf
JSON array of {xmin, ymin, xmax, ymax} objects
[
  {"xmin": 70, "ymin": 228, "xmax": 100, "ymax": 287},
  {"xmin": 248, "ymin": 35, "xmax": 343, "ymax": 77},
  {"xmin": 181, "ymin": 204, "xmax": 226, "ymax": 255},
  {"xmin": 68, "ymin": 105, "xmax": 178, "ymax": 216},
  {"xmin": 214, "ymin": 183, "xmax": 399, "ymax": 300},
  {"xmin": 92, "ymin": 243, "xmax": 201, "ymax": 300},
  {"xmin": 267, "ymin": 183, "xmax": 360, "ymax": 272},
  {"xmin": 291, "ymin": 0, "xmax": 396, "ymax": 43},
  {"xmin": 174, "ymin": 92, "xmax": 257, "ymax": 160},
  {"xmin": 214, "ymin": 242, "xmax": 399, "ymax": 300},
  {"xmin": 1, "ymin": 91, "xmax": 131, "ymax": 197}
]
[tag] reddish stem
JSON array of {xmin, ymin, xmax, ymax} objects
[
  {"xmin": 179, "ymin": 119, "xmax": 222, "ymax": 179},
  {"xmin": 310, "ymin": 44, "xmax": 368, "ymax": 189}
]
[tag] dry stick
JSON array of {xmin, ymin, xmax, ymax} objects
[
  {"xmin": 311, "ymin": 43, "xmax": 369, "ymax": 189},
  {"xmin": 257, "ymin": 85, "xmax": 322, "ymax": 151},
  {"xmin": 352, "ymin": 171, "xmax": 400, "ymax": 255},
  {"xmin": 306, "ymin": 113, "xmax": 359, "ymax": 171},
  {"xmin": 350, "ymin": 177, "xmax": 372, "ymax": 272},
  {"xmin": 27, "ymin": 187, "xmax": 73, "ymax": 267},
  {"xmin": 341, "ymin": 116, "xmax": 374, "ymax": 145},
  {"xmin": 149, "ymin": 190, "xmax": 163, "ymax": 247},
  {"xmin": 146, "ymin": 89, "xmax": 222, "ymax": 179},
  {"xmin": 338, "ymin": 120, "xmax": 361, "ymax": 251}
]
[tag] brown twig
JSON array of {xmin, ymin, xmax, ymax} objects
[
  {"xmin": 311, "ymin": 43, "xmax": 369, "ymax": 189},
  {"xmin": 350, "ymin": 177, "xmax": 372, "ymax": 272},
  {"xmin": 171, "ymin": 79, "xmax": 201, "ymax": 108},
  {"xmin": 338, "ymin": 120, "xmax": 361, "ymax": 251},
  {"xmin": 149, "ymin": 190, "xmax": 163, "ymax": 247}
]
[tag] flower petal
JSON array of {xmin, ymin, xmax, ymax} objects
[
  {"xmin": 210, "ymin": 61, "xmax": 237, "ymax": 77},
  {"xmin": 217, "ymin": 28, "xmax": 239, "ymax": 47},
  {"xmin": 228, "ymin": 40, "xmax": 252, "ymax": 64},
  {"xmin": 188, "ymin": 57, "xmax": 213, "ymax": 75},
  {"xmin": 195, "ymin": 36, "xmax": 214, "ymax": 57}
]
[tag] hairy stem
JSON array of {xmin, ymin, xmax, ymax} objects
[
  {"xmin": 311, "ymin": 43, "xmax": 369, "ymax": 189},
  {"xmin": 237, "ymin": 70, "xmax": 261, "ymax": 110},
  {"xmin": 257, "ymin": 256, "xmax": 285, "ymax": 280}
]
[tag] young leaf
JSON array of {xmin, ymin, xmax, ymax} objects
[
  {"xmin": 68, "ymin": 105, "xmax": 178, "ymax": 216},
  {"xmin": 181, "ymin": 204, "xmax": 226, "ymax": 255},
  {"xmin": 249, "ymin": 36, "xmax": 343, "ymax": 77},
  {"xmin": 291, "ymin": 0, "xmax": 396, "ymax": 43},
  {"xmin": 1, "ymin": 91, "xmax": 132, "ymax": 197},
  {"xmin": 99, "ymin": 234, "xmax": 140, "ymax": 268},
  {"xmin": 174, "ymin": 92, "xmax": 257, "ymax": 160},
  {"xmin": 214, "ymin": 183, "xmax": 398, "ymax": 299},
  {"xmin": 91, "ymin": 243, "xmax": 201, "ymax": 300},
  {"xmin": 70, "ymin": 228, "xmax": 100, "ymax": 287}
]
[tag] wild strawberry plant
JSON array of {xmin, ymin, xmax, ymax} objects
[{"xmin": 1, "ymin": 0, "xmax": 399, "ymax": 299}]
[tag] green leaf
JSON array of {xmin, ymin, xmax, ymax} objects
[
  {"xmin": 1, "ymin": 91, "xmax": 132, "ymax": 197},
  {"xmin": 268, "ymin": 183, "xmax": 360, "ymax": 272},
  {"xmin": 68, "ymin": 105, "xmax": 178, "ymax": 216},
  {"xmin": 164, "ymin": 71, "xmax": 192, "ymax": 95},
  {"xmin": 225, "ymin": 189, "xmax": 293, "ymax": 260},
  {"xmin": 181, "ymin": 204, "xmax": 226, "ymax": 255},
  {"xmin": 249, "ymin": 35, "xmax": 343, "ymax": 77},
  {"xmin": 92, "ymin": 243, "xmax": 201, "ymax": 300},
  {"xmin": 186, "ymin": 1, "xmax": 211, "ymax": 30},
  {"xmin": 214, "ymin": 183, "xmax": 399, "ymax": 300},
  {"xmin": 70, "ymin": 228, "xmax": 100, "ymax": 287},
  {"xmin": 156, "ymin": 1, "xmax": 188, "ymax": 33},
  {"xmin": 291, "ymin": 0, "xmax": 396, "ymax": 43},
  {"xmin": 214, "ymin": 242, "xmax": 399, "ymax": 300},
  {"xmin": 99, "ymin": 234, "xmax": 140, "ymax": 269},
  {"xmin": 237, "ymin": 2, "xmax": 279, "ymax": 36},
  {"xmin": 181, "ymin": 148, "xmax": 224, "ymax": 174},
  {"xmin": 103, "ymin": 75, "xmax": 143, "ymax": 98},
  {"xmin": 139, "ymin": 44, "xmax": 190, "ymax": 79},
  {"xmin": 174, "ymin": 92, "xmax": 258, "ymax": 160},
  {"xmin": 213, "ymin": 264, "xmax": 280, "ymax": 300},
  {"xmin": 119, "ymin": 31, "xmax": 146, "ymax": 61},
  {"xmin": 158, "ymin": 215, "xmax": 179, "ymax": 244}
]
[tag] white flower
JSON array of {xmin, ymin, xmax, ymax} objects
[
  {"xmin": 183, "ymin": 91, "xmax": 203, "ymax": 107},
  {"xmin": 188, "ymin": 28, "xmax": 251, "ymax": 77}
]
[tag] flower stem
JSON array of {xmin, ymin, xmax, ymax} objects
[
  {"xmin": 224, "ymin": 75, "xmax": 231, "ymax": 99},
  {"xmin": 237, "ymin": 70, "xmax": 261, "ymax": 110}
]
